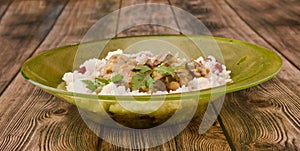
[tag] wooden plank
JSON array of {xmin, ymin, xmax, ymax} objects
[
  {"xmin": 37, "ymin": 0, "xmax": 120, "ymax": 51},
  {"xmin": 0, "ymin": 77, "xmax": 97, "ymax": 150},
  {"xmin": 0, "ymin": 0, "xmax": 68, "ymax": 95},
  {"xmin": 116, "ymin": 0, "xmax": 178, "ymax": 37},
  {"xmin": 226, "ymin": 0, "xmax": 300, "ymax": 69},
  {"xmin": 99, "ymin": 0, "xmax": 231, "ymax": 150},
  {"xmin": 1, "ymin": 0, "xmax": 298, "ymax": 151},
  {"xmin": 99, "ymin": 114, "xmax": 230, "ymax": 151},
  {"xmin": 174, "ymin": 118, "xmax": 231, "ymax": 151},
  {"xmin": 0, "ymin": 0, "xmax": 13, "ymax": 20},
  {"xmin": 172, "ymin": 0, "xmax": 300, "ymax": 150},
  {"xmin": 0, "ymin": 0, "xmax": 120, "ymax": 150},
  {"xmin": 223, "ymin": 0, "xmax": 300, "ymax": 96},
  {"xmin": 220, "ymin": 78, "xmax": 300, "ymax": 150}
]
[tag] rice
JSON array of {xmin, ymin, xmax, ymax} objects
[{"xmin": 62, "ymin": 49, "xmax": 232, "ymax": 95}]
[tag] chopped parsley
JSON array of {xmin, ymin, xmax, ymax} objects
[
  {"xmin": 82, "ymin": 79, "xmax": 100, "ymax": 92},
  {"xmin": 82, "ymin": 74, "xmax": 123, "ymax": 92},
  {"xmin": 154, "ymin": 65, "xmax": 175, "ymax": 77},
  {"xmin": 131, "ymin": 64, "xmax": 183, "ymax": 91},
  {"xmin": 131, "ymin": 73, "xmax": 154, "ymax": 91}
]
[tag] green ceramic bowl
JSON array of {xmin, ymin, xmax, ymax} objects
[{"xmin": 21, "ymin": 35, "xmax": 282, "ymax": 128}]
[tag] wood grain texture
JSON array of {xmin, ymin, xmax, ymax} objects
[
  {"xmin": 30, "ymin": 0, "xmax": 121, "ymax": 149},
  {"xmin": 220, "ymin": 78, "xmax": 300, "ymax": 150},
  {"xmin": 116, "ymin": 0, "xmax": 178, "ymax": 37},
  {"xmin": 223, "ymin": 0, "xmax": 300, "ymax": 96},
  {"xmin": 226, "ymin": 0, "xmax": 300, "ymax": 69},
  {"xmin": 100, "ymin": 0, "xmax": 230, "ymax": 150},
  {"xmin": 0, "ymin": 0, "xmax": 299, "ymax": 150},
  {"xmin": 0, "ymin": 76, "xmax": 98, "ymax": 150},
  {"xmin": 173, "ymin": 0, "xmax": 300, "ymax": 150},
  {"xmin": 99, "ymin": 115, "xmax": 230, "ymax": 151},
  {"xmin": 0, "ymin": 0, "xmax": 13, "ymax": 20},
  {"xmin": 37, "ymin": 0, "xmax": 120, "ymax": 51},
  {"xmin": 173, "ymin": 0, "xmax": 300, "ymax": 97},
  {"xmin": 0, "ymin": 0, "xmax": 68, "ymax": 95},
  {"xmin": 174, "ymin": 118, "xmax": 231, "ymax": 151},
  {"xmin": 0, "ymin": 0, "xmax": 120, "ymax": 150}
]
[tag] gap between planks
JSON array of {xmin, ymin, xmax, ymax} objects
[{"xmin": 0, "ymin": 0, "xmax": 13, "ymax": 21}]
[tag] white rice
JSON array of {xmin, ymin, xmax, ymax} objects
[{"xmin": 62, "ymin": 49, "xmax": 232, "ymax": 95}]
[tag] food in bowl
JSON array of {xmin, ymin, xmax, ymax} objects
[
  {"xmin": 61, "ymin": 49, "xmax": 232, "ymax": 128},
  {"xmin": 62, "ymin": 49, "xmax": 232, "ymax": 95}
]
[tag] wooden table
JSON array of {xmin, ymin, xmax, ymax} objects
[{"xmin": 0, "ymin": 0, "xmax": 299, "ymax": 150}]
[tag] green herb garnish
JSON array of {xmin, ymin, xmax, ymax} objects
[
  {"xmin": 111, "ymin": 74, "xmax": 123, "ymax": 82},
  {"xmin": 82, "ymin": 80, "xmax": 100, "ymax": 91},
  {"xmin": 154, "ymin": 65, "xmax": 175, "ymax": 77},
  {"xmin": 131, "ymin": 64, "xmax": 183, "ymax": 91},
  {"xmin": 96, "ymin": 78, "xmax": 109, "ymax": 85},
  {"xmin": 131, "ymin": 73, "xmax": 154, "ymax": 91},
  {"xmin": 82, "ymin": 74, "xmax": 123, "ymax": 92}
]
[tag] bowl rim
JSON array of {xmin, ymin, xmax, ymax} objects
[{"xmin": 21, "ymin": 34, "xmax": 282, "ymax": 101}]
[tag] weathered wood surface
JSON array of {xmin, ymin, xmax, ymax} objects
[
  {"xmin": 225, "ymin": 0, "xmax": 300, "ymax": 98},
  {"xmin": 0, "ymin": 0, "xmax": 68, "ymax": 95},
  {"xmin": 226, "ymin": 0, "xmax": 300, "ymax": 69},
  {"xmin": 0, "ymin": 0, "xmax": 299, "ymax": 150},
  {"xmin": 0, "ymin": 0, "xmax": 119, "ymax": 150},
  {"xmin": 173, "ymin": 0, "xmax": 300, "ymax": 150},
  {"xmin": 0, "ymin": 0, "xmax": 13, "ymax": 20},
  {"xmin": 116, "ymin": 0, "xmax": 178, "ymax": 37}
]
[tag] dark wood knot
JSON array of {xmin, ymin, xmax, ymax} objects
[
  {"xmin": 53, "ymin": 108, "xmax": 67, "ymax": 115},
  {"xmin": 248, "ymin": 99, "xmax": 272, "ymax": 108}
]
